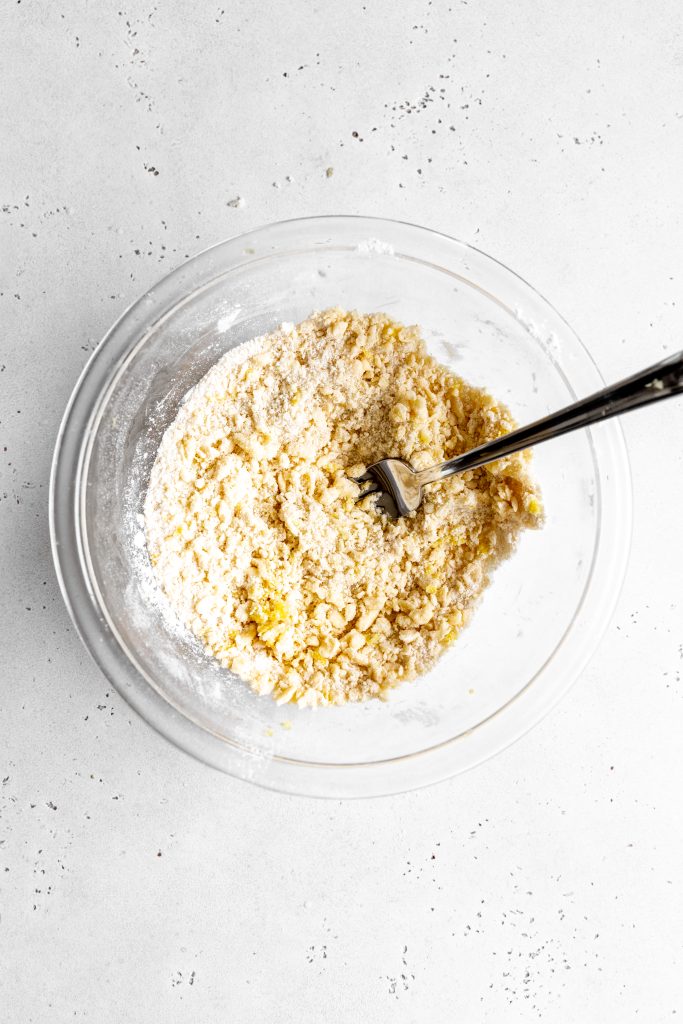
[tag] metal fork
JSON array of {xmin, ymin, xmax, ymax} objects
[{"xmin": 353, "ymin": 349, "xmax": 683, "ymax": 518}]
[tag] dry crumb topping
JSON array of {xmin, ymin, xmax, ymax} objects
[{"xmin": 145, "ymin": 309, "xmax": 542, "ymax": 706}]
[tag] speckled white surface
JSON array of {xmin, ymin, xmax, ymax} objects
[{"xmin": 2, "ymin": 1, "xmax": 683, "ymax": 1020}]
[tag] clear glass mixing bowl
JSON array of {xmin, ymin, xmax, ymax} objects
[{"xmin": 50, "ymin": 216, "xmax": 631, "ymax": 797}]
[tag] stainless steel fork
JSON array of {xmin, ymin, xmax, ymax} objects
[{"xmin": 353, "ymin": 349, "xmax": 683, "ymax": 518}]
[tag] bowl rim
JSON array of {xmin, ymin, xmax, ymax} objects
[{"xmin": 49, "ymin": 214, "xmax": 632, "ymax": 797}]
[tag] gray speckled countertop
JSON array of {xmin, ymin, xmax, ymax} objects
[{"xmin": 2, "ymin": 1, "xmax": 683, "ymax": 1020}]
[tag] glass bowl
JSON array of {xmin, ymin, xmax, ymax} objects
[{"xmin": 50, "ymin": 216, "xmax": 631, "ymax": 797}]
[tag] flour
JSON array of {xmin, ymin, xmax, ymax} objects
[
  {"xmin": 144, "ymin": 309, "xmax": 542, "ymax": 706},
  {"xmin": 356, "ymin": 238, "xmax": 396, "ymax": 256},
  {"xmin": 514, "ymin": 307, "xmax": 562, "ymax": 362},
  {"xmin": 215, "ymin": 306, "xmax": 242, "ymax": 333}
]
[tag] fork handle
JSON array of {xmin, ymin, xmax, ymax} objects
[{"xmin": 418, "ymin": 349, "xmax": 683, "ymax": 485}]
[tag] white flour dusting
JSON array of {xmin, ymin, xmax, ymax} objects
[
  {"xmin": 514, "ymin": 307, "xmax": 563, "ymax": 361},
  {"xmin": 356, "ymin": 238, "xmax": 396, "ymax": 256}
]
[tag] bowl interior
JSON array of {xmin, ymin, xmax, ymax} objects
[{"xmin": 77, "ymin": 219, "xmax": 608, "ymax": 785}]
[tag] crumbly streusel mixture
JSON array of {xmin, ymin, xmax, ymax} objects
[{"xmin": 145, "ymin": 309, "xmax": 542, "ymax": 706}]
